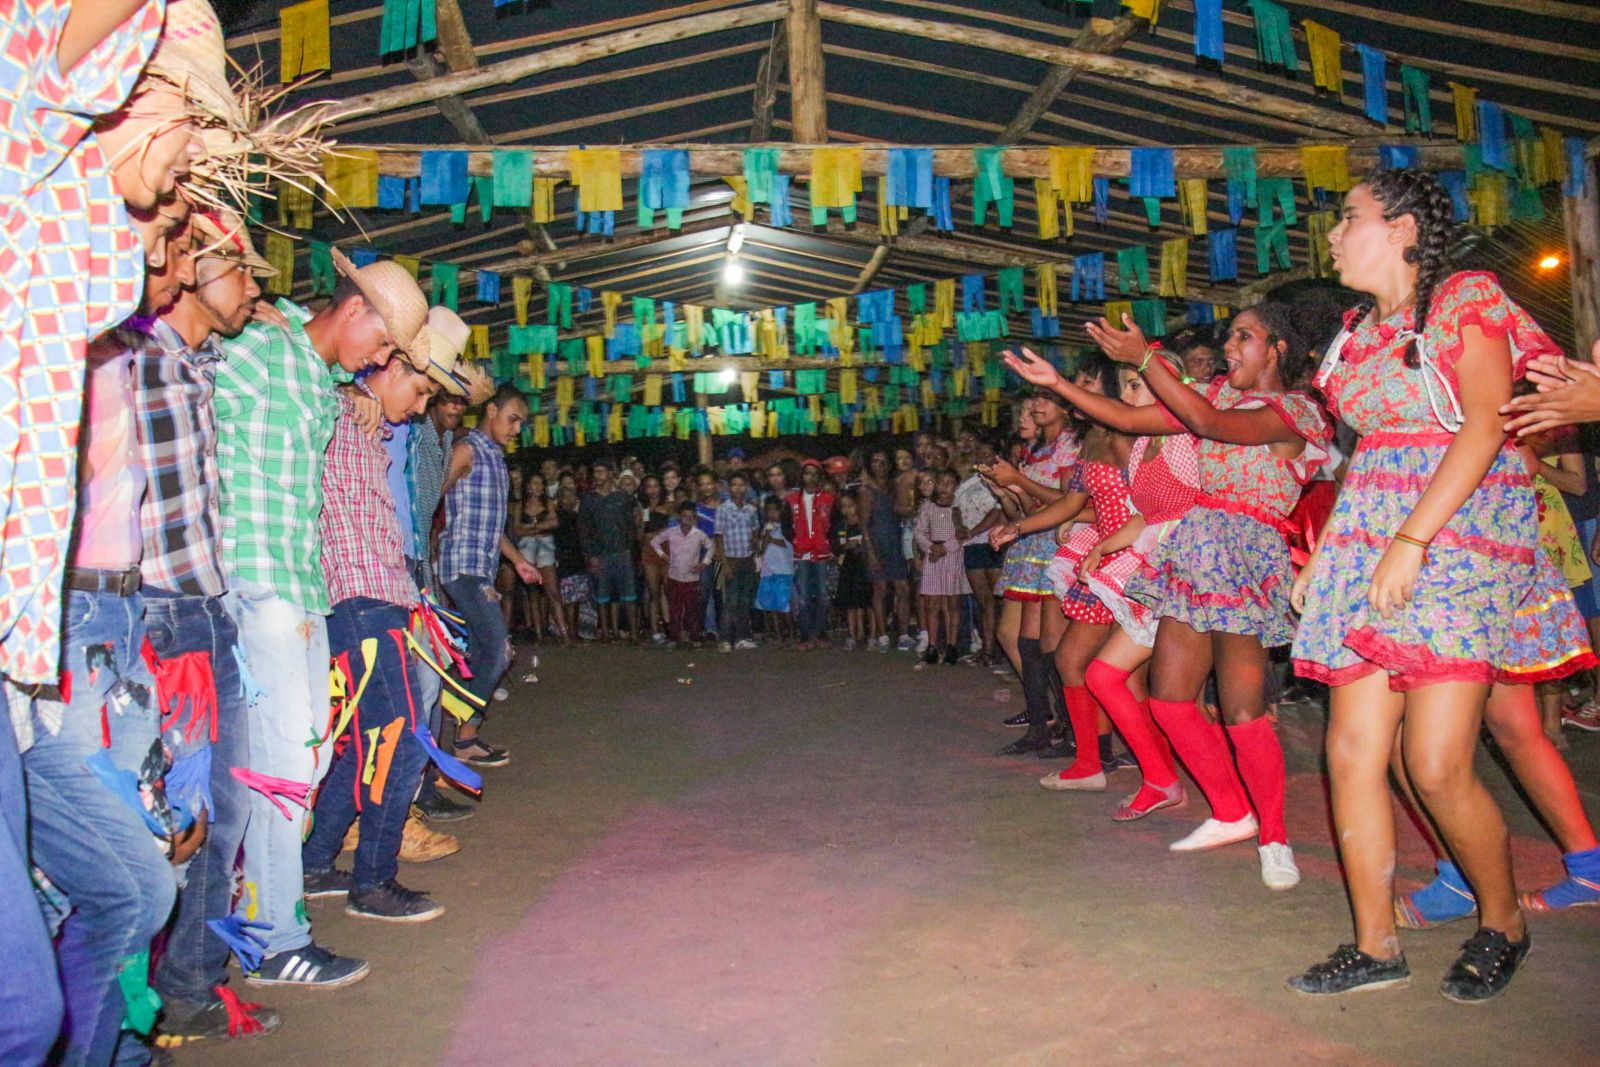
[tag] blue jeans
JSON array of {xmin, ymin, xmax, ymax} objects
[
  {"xmin": 144, "ymin": 590, "xmax": 252, "ymax": 1015},
  {"xmin": 443, "ymin": 575, "xmax": 506, "ymax": 720},
  {"xmin": 303, "ymin": 599, "xmax": 430, "ymax": 889},
  {"xmin": 793, "ymin": 560, "xmax": 832, "ymax": 640},
  {"xmin": 0, "ymin": 709, "xmax": 62, "ymax": 1064},
  {"xmin": 23, "ymin": 590, "xmax": 177, "ymax": 1067},
  {"xmin": 224, "ymin": 579, "xmax": 330, "ymax": 956}
]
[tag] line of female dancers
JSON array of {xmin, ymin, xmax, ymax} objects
[{"xmin": 983, "ymin": 169, "xmax": 1600, "ymax": 1003}]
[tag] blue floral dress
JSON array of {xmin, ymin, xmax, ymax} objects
[
  {"xmin": 1127, "ymin": 379, "xmax": 1330, "ymax": 646},
  {"xmin": 997, "ymin": 429, "xmax": 1079, "ymax": 601},
  {"xmin": 1292, "ymin": 271, "xmax": 1595, "ymax": 689}
]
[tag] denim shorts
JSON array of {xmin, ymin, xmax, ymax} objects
[{"xmin": 593, "ymin": 551, "xmax": 638, "ymax": 604}]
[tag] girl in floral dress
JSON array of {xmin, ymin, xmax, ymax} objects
[
  {"xmin": 1288, "ymin": 170, "xmax": 1573, "ymax": 1002},
  {"xmin": 1006, "ymin": 296, "xmax": 1336, "ymax": 895}
]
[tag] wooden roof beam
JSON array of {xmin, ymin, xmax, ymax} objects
[
  {"xmin": 813, "ymin": 2, "xmax": 1372, "ymax": 137},
  {"xmin": 1000, "ymin": 14, "xmax": 1144, "ymax": 144},
  {"xmin": 751, "ymin": 21, "xmax": 787, "ymax": 141},
  {"xmin": 786, "ymin": 0, "xmax": 827, "ymax": 142}
]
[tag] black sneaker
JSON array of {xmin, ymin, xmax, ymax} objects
[
  {"xmin": 453, "ymin": 738, "xmax": 510, "ymax": 768},
  {"xmin": 1439, "ymin": 927, "xmax": 1531, "ymax": 1003},
  {"xmin": 1037, "ymin": 736, "xmax": 1076, "ymax": 759},
  {"xmin": 245, "ymin": 943, "xmax": 369, "ymax": 989},
  {"xmin": 303, "ymin": 866, "xmax": 351, "ymax": 899},
  {"xmin": 1001, "ymin": 712, "xmax": 1031, "ymax": 729},
  {"xmin": 346, "ymin": 880, "xmax": 445, "ymax": 923},
  {"xmin": 414, "ymin": 793, "xmax": 477, "ymax": 822},
  {"xmin": 997, "ymin": 729, "xmax": 1053, "ymax": 757},
  {"xmin": 942, "ymin": 645, "xmax": 959, "ymax": 666},
  {"xmin": 1103, "ymin": 751, "xmax": 1139, "ymax": 773},
  {"xmin": 154, "ymin": 985, "xmax": 281, "ymax": 1047},
  {"xmin": 921, "ymin": 647, "xmax": 939, "ymax": 666},
  {"xmin": 1287, "ymin": 944, "xmax": 1410, "ymax": 996}
]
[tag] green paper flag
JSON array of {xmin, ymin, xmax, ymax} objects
[
  {"xmin": 430, "ymin": 262, "xmax": 459, "ymax": 310},
  {"xmin": 491, "ymin": 150, "xmax": 534, "ymax": 208},
  {"xmin": 1115, "ymin": 246, "xmax": 1151, "ymax": 295},
  {"xmin": 972, "ymin": 147, "xmax": 1015, "ymax": 228},
  {"xmin": 547, "ymin": 283, "xmax": 572, "ymax": 329},
  {"xmin": 997, "ymin": 267, "xmax": 1025, "ymax": 314},
  {"xmin": 308, "ymin": 240, "xmax": 335, "ymax": 296}
]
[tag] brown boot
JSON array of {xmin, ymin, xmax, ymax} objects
[
  {"xmin": 342, "ymin": 822, "xmax": 358, "ymax": 853},
  {"xmin": 399, "ymin": 811, "xmax": 460, "ymax": 863}
]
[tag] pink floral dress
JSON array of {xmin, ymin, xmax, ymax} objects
[
  {"xmin": 1127, "ymin": 379, "xmax": 1330, "ymax": 646},
  {"xmin": 1292, "ymin": 271, "xmax": 1595, "ymax": 689}
]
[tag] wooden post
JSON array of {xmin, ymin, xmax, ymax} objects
[
  {"xmin": 695, "ymin": 393, "xmax": 713, "ymax": 465},
  {"xmin": 1567, "ymin": 158, "xmax": 1600, "ymax": 360},
  {"xmin": 786, "ymin": 0, "xmax": 828, "ymax": 142},
  {"xmin": 752, "ymin": 21, "xmax": 788, "ymax": 141}
]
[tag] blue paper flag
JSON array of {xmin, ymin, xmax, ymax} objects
[
  {"xmin": 961, "ymin": 274, "xmax": 986, "ymax": 313},
  {"xmin": 1129, "ymin": 148, "xmax": 1176, "ymax": 199},
  {"xmin": 413, "ymin": 720, "xmax": 483, "ymax": 793},
  {"xmin": 1564, "ymin": 137, "xmax": 1589, "ymax": 198},
  {"xmin": 476, "ymin": 270, "xmax": 500, "ymax": 305},
  {"xmin": 931, "ymin": 176, "xmax": 955, "ymax": 231},
  {"xmin": 1193, "ymin": 0, "xmax": 1224, "ymax": 63},
  {"xmin": 1355, "ymin": 44, "xmax": 1388, "ymax": 124},
  {"xmin": 1379, "ymin": 145, "xmax": 1420, "ymax": 171},
  {"xmin": 419, "ymin": 151, "xmax": 469, "ymax": 206},
  {"xmin": 640, "ymin": 149, "xmax": 690, "ymax": 211},
  {"xmin": 349, "ymin": 247, "xmax": 379, "ymax": 269},
  {"xmin": 1436, "ymin": 171, "xmax": 1470, "ymax": 222},
  {"xmin": 1477, "ymin": 101, "xmax": 1511, "ymax": 172},
  {"xmin": 1092, "ymin": 177, "xmax": 1109, "ymax": 224},
  {"xmin": 886, "ymin": 148, "xmax": 934, "ymax": 209},
  {"xmin": 1208, "ymin": 228, "xmax": 1239, "ymax": 283},
  {"xmin": 770, "ymin": 175, "xmax": 794, "ymax": 227},
  {"xmin": 1072, "ymin": 253, "xmax": 1106, "ymax": 302}
]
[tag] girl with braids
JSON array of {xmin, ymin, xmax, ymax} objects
[
  {"xmin": 1006, "ymin": 297, "xmax": 1335, "ymax": 892},
  {"xmin": 1288, "ymin": 170, "xmax": 1584, "ymax": 1001}
]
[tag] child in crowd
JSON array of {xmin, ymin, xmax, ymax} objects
[
  {"xmin": 552, "ymin": 486, "xmax": 590, "ymax": 640},
  {"xmin": 652, "ymin": 501, "xmax": 713, "ymax": 646},
  {"xmin": 832, "ymin": 492, "xmax": 873, "ymax": 649},
  {"xmin": 915, "ymin": 470, "xmax": 965, "ymax": 668},
  {"xmin": 756, "ymin": 497, "xmax": 796, "ymax": 644}
]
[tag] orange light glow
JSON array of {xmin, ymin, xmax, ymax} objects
[{"xmin": 1538, "ymin": 255, "xmax": 1563, "ymax": 271}]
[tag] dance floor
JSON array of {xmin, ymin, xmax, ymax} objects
[{"xmin": 181, "ymin": 642, "xmax": 1600, "ymax": 1066}]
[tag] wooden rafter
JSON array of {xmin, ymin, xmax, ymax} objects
[
  {"xmin": 785, "ymin": 0, "xmax": 827, "ymax": 142},
  {"xmin": 751, "ymin": 21, "xmax": 787, "ymax": 141},
  {"xmin": 1000, "ymin": 14, "xmax": 1143, "ymax": 145}
]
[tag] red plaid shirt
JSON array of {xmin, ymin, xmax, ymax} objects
[
  {"xmin": 0, "ymin": 0, "xmax": 164, "ymax": 692},
  {"xmin": 319, "ymin": 390, "xmax": 418, "ymax": 609}
]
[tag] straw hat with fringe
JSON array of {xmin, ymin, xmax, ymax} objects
[
  {"xmin": 189, "ymin": 208, "xmax": 276, "ymax": 276},
  {"xmin": 330, "ymin": 248, "xmax": 429, "ymax": 369},
  {"xmin": 143, "ymin": 0, "xmax": 338, "ymax": 215}
]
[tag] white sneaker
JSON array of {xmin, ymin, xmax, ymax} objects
[
  {"xmin": 842, "ymin": 637, "xmax": 857, "ymax": 651},
  {"xmin": 651, "ymin": 632, "xmax": 667, "ymax": 644},
  {"xmin": 1258, "ymin": 842, "xmax": 1301, "ymax": 891},
  {"xmin": 734, "ymin": 639, "xmax": 758, "ymax": 651},
  {"xmin": 718, "ymin": 642, "xmax": 733, "ymax": 653},
  {"xmin": 915, "ymin": 630, "xmax": 929, "ymax": 654},
  {"xmin": 1168, "ymin": 814, "xmax": 1259, "ymax": 852},
  {"xmin": 896, "ymin": 634, "xmax": 915, "ymax": 652},
  {"xmin": 492, "ymin": 687, "xmax": 510, "ymax": 703},
  {"xmin": 875, "ymin": 635, "xmax": 890, "ymax": 652}
]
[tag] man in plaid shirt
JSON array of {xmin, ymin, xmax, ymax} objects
[
  {"xmin": 213, "ymin": 253, "xmax": 427, "ymax": 990},
  {"xmin": 714, "ymin": 472, "xmax": 762, "ymax": 650},
  {"xmin": 300, "ymin": 321, "xmax": 469, "ymax": 924}
]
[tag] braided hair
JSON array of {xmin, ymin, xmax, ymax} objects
[{"xmin": 1358, "ymin": 170, "xmax": 1458, "ymax": 369}]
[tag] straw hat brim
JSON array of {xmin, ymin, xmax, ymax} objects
[{"xmin": 329, "ymin": 248, "xmax": 428, "ymax": 368}]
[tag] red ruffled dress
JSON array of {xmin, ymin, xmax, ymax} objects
[
  {"xmin": 1292, "ymin": 271, "xmax": 1596, "ymax": 689},
  {"xmin": 1127, "ymin": 380, "xmax": 1331, "ymax": 646},
  {"xmin": 1047, "ymin": 459, "xmax": 1134, "ymax": 624}
]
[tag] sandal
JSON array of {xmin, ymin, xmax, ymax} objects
[{"xmin": 1111, "ymin": 782, "xmax": 1186, "ymax": 823}]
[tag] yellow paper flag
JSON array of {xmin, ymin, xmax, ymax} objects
[
  {"xmin": 1300, "ymin": 146, "xmax": 1352, "ymax": 193},
  {"xmin": 394, "ymin": 255, "xmax": 420, "ymax": 280},
  {"xmin": 568, "ymin": 148, "xmax": 623, "ymax": 212},
  {"xmin": 839, "ymin": 369, "xmax": 858, "ymax": 405},
  {"xmin": 264, "ymin": 233, "xmax": 295, "ymax": 295},
  {"xmin": 531, "ymin": 177, "xmax": 559, "ymax": 224},
  {"xmin": 1158, "ymin": 237, "xmax": 1189, "ymax": 298},
  {"xmin": 1048, "ymin": 146, "xmax": 1096, "ymax": 203},
  {"xmin": 279, "ymin": 0, "xmax": 330, "ymax": 83},
  {"xmin": 1036, "ymin": 263, "xmax": 1058, "ymax": 317},
  {"xmin": 1303, "ymin": 21, "xmax": 1343, "ymax": 95},
  {"xmin": 644, "ymin": 374, "xmax": 663, "ymax": 406},
  {"xmin": 470, "ymin": 325, "xmax": 489, "ymax": 362},
  {"xmin": 323, "ymin": 149, "xmax": 378, "ymax": 209},
  {"xmin": 724, "ymin": 176, "xmax": 753, "ymax": 221},
  {"xmin": 1178, "ymin": 178, "xmax": 1209, "ymax": 236},
  {"xmin": 586, "ymin": 335, "xmax": 605, "ymax": 379},
  {"xmin": 601, "ymin": 291, "xmax": 621, "ymax": 339},
  {"xmin": 513, "ymin": 275, "xmax": 533, "ymax": 326},
  {"xmin": 1450, "ymin": 83, "xmax": 1478, "ymax": 143},
  {"xmin": 810, "ymin": 147, "xmax": 863, "ymax": 208},
  {"xmin": 934, "ymin": 279, "xmax": 955, "ymax": 329}
]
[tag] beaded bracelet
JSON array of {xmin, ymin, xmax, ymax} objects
[{"xmin": 1393, "ymin": 532, "xmax": 1430, "ymax": 558}]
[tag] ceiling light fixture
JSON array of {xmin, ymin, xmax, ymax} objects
[
  {"xmin": 727, "ymin": 224, "xmax": 747, "ymax": 255},
  {"xmin": 722, "ymin": 258, "xmax": 744, "ymax": 285},
  {"xmin": 1537, "ymin": 254, "xmax": 1562, "ymax": 271}
]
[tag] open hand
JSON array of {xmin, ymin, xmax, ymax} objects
[
  {"xmin": 1084, "ymin": 313, "xmax": 1149, "ymax": 365},
  {"xmin": 1002, "ymin": 346, "xmax": 1062, "ymax": 389},
  {"xmin": 978, "ymin": 458, "xmax": 1024, "ymax": 489},
  {"xmin": 1502, "ymin": 355, "xmax": 1600, "ymax": 436}
]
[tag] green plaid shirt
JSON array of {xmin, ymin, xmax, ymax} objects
[{"xmin": 213, "ymin": 300, "xmax": 348, "ymax": 614}]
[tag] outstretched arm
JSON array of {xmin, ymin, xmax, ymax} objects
[
  {"xmin": 1003, "ymin": 347, "xmax": 1170, "ymax": 435},
  {"xmin": 1084, "ymin": 317, "xmax": 1306, "ymax": 447}
]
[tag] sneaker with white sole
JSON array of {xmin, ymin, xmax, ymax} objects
[
  {"xmin": 718, "ymin": 642, "xmax": 733, "ymax": 653},
  {"xmin": 1259, "ymin": 842, "xmax": 1301, "ymax": 890},
  {"xmin": 735, "ymin": 639, "xmax": 758, "ymax": 651},
  {"xmin": 492, "ymin": 687, "xmax": 509, "ymax": 702},
  {"xmin": 245, "ymin": 943, "xmax": 368, "ymax": 989},
  {"xmin": 915, "ymin": 630, "xmax": 929, "ymax": 654},
  {"xmin": 346, "ymin": 880, "xmax": 444, "ymax": 923},
  {"xmin": 875, "ymin": 635, "xmax": 890, "ymax": 652},
  {"xmin": 896, "ymin": 634, "xmax": 915, "ymax": 652},
  {"xmin": 842, "ymin": 637, "xmax": 857, "ymax": 651},
  {"xmin": 1169, "ymin": 814, "xmax": 1260, "ymax": 852}
]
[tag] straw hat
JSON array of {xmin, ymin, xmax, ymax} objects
[
  {"xmin": 189, "ymin": 208, "xmax": 276, "ymax": 276},
  {"xmin": 330, "ymin": 248, "xmax": 429, "ymax": 368},
  {"xmin": 416, "ymin": 308, "xmax": 471, "ymax": 397},
  {"xmin": 144, "ymin": 0, "xmax": 335, "ymax": 213}
]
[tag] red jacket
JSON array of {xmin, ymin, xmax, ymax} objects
[{"xmin": 786, "ymin": 489, "xmax": 835, "ymax": 560}]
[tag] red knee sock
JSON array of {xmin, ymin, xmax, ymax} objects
[
  {"xmin": 1085, "ymin": 660, "xmax": 1177, "ymax": 791},
  {"xmin": 1227, "ymin": 717, "xmax": 1288, "ymax": 845},
  {"xmin": 1059, "ymin": 684, "xmax": 1104, "ymax": 776},
  {"xmin": 1148, "ymin": 698, "xmax": 1252, "ymax": 823}
]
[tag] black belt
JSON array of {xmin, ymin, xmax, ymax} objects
[{"xmin": 65, "ymin": 566, "xmax": 142, "ymax": 598}]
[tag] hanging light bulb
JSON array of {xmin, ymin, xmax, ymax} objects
[
  {"xmin": 722, "ymin": 258, "xmax": 745, "ymax": 285},
  {"xmin": 727, "ymin": 224, "xmax": 747, "ymax": 255},
  {"xmin": 1537, "ymin": 254, "xmax": 1562, "ymax": 271},
  {"xmin": 719, "ymin": 368, "xmax": 738, "ymax": 386}
]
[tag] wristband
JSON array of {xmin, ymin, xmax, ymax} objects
[
  {"xmin": 1393, "ymin": 532, "xmax": 1430, "ymax": 558},
  {"xmin": 1136, "ymin": 343, "xmax": 1161, "ymax": 375}
]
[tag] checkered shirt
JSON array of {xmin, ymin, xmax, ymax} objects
[
  {"xmin": 135, "ymin": 318, "xmax": 227, "ymax": 596},
  {"xmin": 214, "ymin": 299, "xmax": 348, "ymax": 615},
  {"xmin": 320, "ymin": 390, "xmax": 417, "ymax": 609},
  {"xmin": 408, "ymin": 417, "xmax": 453, "ymax": 585},
  {"xmin": 0, "ymin": 0, "xmax": 163, "ymax": 701},
  {"xmin": 439, "ymin": 429, "xmax": 507, "ymax": 584},
  {"xmin": 713, "ymin": 500, "xmax": 760, "ymax": 558}
]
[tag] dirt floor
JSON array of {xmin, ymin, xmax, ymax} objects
[{"xmin": 178, "ymin": 642, "xmax": 1600, "ymax": 1066}]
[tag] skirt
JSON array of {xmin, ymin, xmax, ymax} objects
[
  {"xmin": 996, "ymin": 529, "xmax": 1057, "ymax": 602},
  {"xmin": 756, "ymin": 574, "xmax": 793, "ymax": 613},
  {"xmin": 1127, "ymin": 503, "xmax": 1298, "ymax": 647}
]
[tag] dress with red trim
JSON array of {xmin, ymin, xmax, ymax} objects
[
  {"xmin": 1291, "ymin": 271, "xmax": 1593, "ymax": 690},
  {"xmin": 1127, "ymin": 377, "xmax": 1331, "ymax": 647},
  {"xmin": 997, "ymin": 428, "xmax": 1080, "ymax": 602},
  {"xmin": 1083, "ymin": 433, "xmax": 1200, "ymax": 646},
  {"xmin": 1048, "ymin": 459, "xmax": 1133, "ymax": 625}
]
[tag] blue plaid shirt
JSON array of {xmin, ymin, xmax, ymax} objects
[
  {"xmin": 439, "ymin": 428, "xmax": 507, "ymax": 583},
  {"xmin": 713, "ymin": 499, "xmax": 760, "ymax": 558}
]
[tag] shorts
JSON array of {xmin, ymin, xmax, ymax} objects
[
  {"xmin": 517, "ymin": 535, "xmax": 557, "ymax": 570},
  {"xmin": 559, "ymin": 574, "xmax": 592, "ymax": 604},
  {"xmin": 592, "ymin": 551, "xmax": 637, "ymax": 604},
  {"xmin": 963, "ymin": 543, "xmax": 1002, "ymax": 572},
  {"xmin": 869, "ymin": 531, "xmax": 909, "ymax": 582}
]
